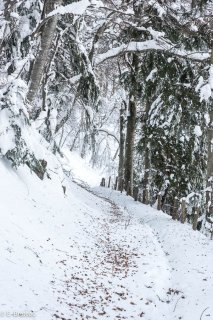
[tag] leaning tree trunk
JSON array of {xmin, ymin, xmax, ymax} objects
[
  {"xmin": 118, "ymin": 101, "xmax": 126, "ymax": 191},
  {"xmin": 26, "ymin": 0, "xmax": 62, "ymax": 106}
]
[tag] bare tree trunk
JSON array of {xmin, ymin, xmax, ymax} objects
[
  {"xmin": 142, "ymin": 102, "xmax": 150, "ymax": 203},
  {"xmin": 207, "ymin": 118, "xmax": 213, "ymax": 182},
  {"xmin": 124, "ymin": 94, "xmax": 136, "ymax": 196},
  {"xmin": 26, "ymin": 0, "xmax": 62, "ymax": 105},
  {"xmin": 142, "ymin": 149, "xmax": 150, "ymax": 203},
  {"xmin": 124, "ymin": 52, "xmax": 139, "ymax": 196},
  {"xmin": 207, "ymin": 20, "xmax": 213, "ymax": 182},
  {"xmin": 118, "ymin": 101, "xmax": 126, "ymax": 191}
]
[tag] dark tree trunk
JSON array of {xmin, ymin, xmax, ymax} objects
[
  {"xmin": 124, "ymin": 53, "xmax": 139, "ymax": 196},
  {"xmin": 118, "ymin": 101, "xmax": 126, "ymax": 191},
  {"xmin": 142, "ymin": 102, "xmax": 150, "ymax": 203},
  {"xmin": 207, "ymin": 19, "xmax": 213, "ymax": 183},
  {"xmin": 124, "ymin": 94, "xmax": 136, "ymax": 196},
  {"xmin": 26, "ymin": 0, "xmax": 62, "ymax": 106}
]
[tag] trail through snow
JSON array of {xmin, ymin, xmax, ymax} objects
[
  {"xmin": 0, "ymin": 158, "xmax": 213, "ymax": 320},
  {"xmin": 92, "ymin": 187, "xmax": 213, "ymax": 320}
]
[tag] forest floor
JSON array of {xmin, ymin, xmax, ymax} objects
[{"xmin": 1, "ymin": 154, "xmax": 213, "ymax": 320}]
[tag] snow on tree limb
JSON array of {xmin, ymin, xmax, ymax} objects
[
  {"xmin": 47, "ymin": 0, "xmax": 90, "ymax": 18},
  {"xmin": 95, "ymin": 40, "xmax": 210, "ymax": 65}
]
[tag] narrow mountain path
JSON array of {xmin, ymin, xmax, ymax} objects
[
  {"xmin": 93, "ymin": 186, "xmax": 213, "ymax": 320},
  {"xmin": 52, "ymin": 182, "xmax": 178, "ymax": 320},
  {"xmin": 2, "ymin": 161, "xmax": 213, "ymax": 320}
]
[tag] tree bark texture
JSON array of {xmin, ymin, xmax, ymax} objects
[
  {"xmin": 124, "ymin": 95, "xmax": 136, "ymax": 196},
  {"xmin": 124, "ymin": 53, "xmax": 139, "ymax": 196},
  {"xmin": 26, "ymin": 0, "xmax": 62, "ymax": 105},
  {"xmin": 207, "ymin": 18, "xmax": 213, "ymax": 182},
  {"xmin": 118, "ymin": 101, "xmax": 126, "ymax": 191}
]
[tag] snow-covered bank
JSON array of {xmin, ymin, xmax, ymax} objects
[
  {"xmin": 0, "ymin": 159, "xmax": 170, "ymax": 319},
  {"xmin": 93, "ymin": 187, "xmax": 213, "ymax": 320},
  {"xmin": 60, "ymin": 149, "xmax": 102, "ymax": 187},
  {"xmin": 1, "ymin": 155, "xmax": 213, "ymax": 320}
]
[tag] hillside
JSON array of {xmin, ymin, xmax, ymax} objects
[{"xmin": 1, "ymin": 157, "xmax": 213, "ymax": 320}]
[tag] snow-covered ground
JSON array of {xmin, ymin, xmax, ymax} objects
[
  {"xmin": 93, "ymin": 187, "xmax": 213, "ymax": 320},
  {"xmin": 0, "ymin": 155, "xmax": 213, "ymax": 320}
]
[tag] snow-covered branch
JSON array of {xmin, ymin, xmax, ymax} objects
[
  {"xmin": 47, "ymin": 0, "xmax": 90, "ymax": 18},
  {"xmin": 95, "ymin": 40, "xmax": 210, "ymax": 65}
]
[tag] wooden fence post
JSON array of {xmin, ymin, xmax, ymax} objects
[
  {"xmin": 157, "ymin": 193, "xmax": 162, "ymax": 211},
  {"xmin": 180, "ymin": 198, "xmax": 186, "ymax": 223},
  {"xmin": 114, "ymin": 176, "xmax": 118, "ymax": 190},
  {"xmin": 100, "ymin": 178, "xmax": 105, "ymax": 187},
  {"xmin": 138, "ymin": 193, "xmax": 142, "ymax": 202},
  {"xmin": 108, "ymin": 176, "xmax": 111, "ymax": 188},
  {"xmin": 121, "ymin": 179, "xmax": 124, "ymax": 193},
  {"xmin": 172, "ymin": 197, "xmax": 178, "ymax": 220},
  {"xmin": 133, "ymin": 186, "xmax": 139, "ymax": 201},
  {"xmin": 192, "ymin": 206, "xmax": 200, "ymax": 231},
  {"xmin": 145, "ymin": 188, "xmax": 149, "ymax": 205}
]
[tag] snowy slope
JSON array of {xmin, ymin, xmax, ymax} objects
[{"xmin": 0, "ymin": 156, "xmax": 213, "ymax": 320}]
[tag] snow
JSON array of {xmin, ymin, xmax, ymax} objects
[
  {"xmin": 0, "ymin": 109, "xmax": 16, "ymax": 153},
  {"xmin": 60, "ymin": 149, "xmax": 102, "ymax": 187},
  {"xmin": 194, "ymin": 125, "xmax": 202, "ymax": 137},
  {"xmin": 0, "ymin": 156, "xmax": 213, "ymax": 320},
  {"xmin": 149, "ymin": 0, "xmax": 166, "ymax": 18},
  {"xmin": 95, "ymin": 40, "xmax": 210, "ymax": 65},
  {"xmin": 147, "ymin": 27, "xmax": 165, "ymax": 40},
  {"xmin": 50, "ymin": 108, "xmax": 58, "ymax": 133},
  {"xmin": 84, "ymin": 105, "xmax": 94, "ymax": 120},
  {"xmin": 200, "ymin": 83, "xmax": 212, "ymax": 101},
  {"xmin": 47, "ymin": 0, "xmax": 90, "ymax": 18},
  {"xmin": 69, "ymin": 74, "xmax": 82, "ymax": 84},
  {"xmin": 197, "ymin": 66, "xmax": 213, "ymax": 101},
  {"xmin": 146, "ymin": 68, "xmax": 157, "ymax": 82},
  {"xmin": 93, "ymin": 187, "xmax": 213, "ymax": 320}
]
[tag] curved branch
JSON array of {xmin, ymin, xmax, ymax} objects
[{"xmin": 97, "ymin": 129, "xmax": 119, "ymax": 143}]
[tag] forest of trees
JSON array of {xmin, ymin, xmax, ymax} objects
[{"xmin": 0, "ymin": 0, "xmax": 213, "ymax": 232}]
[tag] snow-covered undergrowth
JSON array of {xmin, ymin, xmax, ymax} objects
[{"xmin": 1, "ymin": 154, "xmax": 213, "ymax": 320}]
